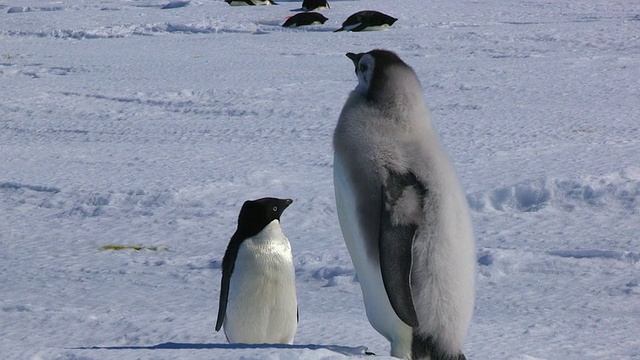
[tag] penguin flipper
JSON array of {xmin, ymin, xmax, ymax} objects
[
  {"xmin": 215, "ymin": 235, "xmax": 241, "ymax": 331},
  {"xmin": 350, "ymin": 23, "xmax": 369, "ymax": 32},
  {"xmin": 282, "ymin": 18, "xmax": 295, "ymax": 27},
  {"xmin": 378, "ymin": 170, "xmax": 427, "ymax": 327},
  {"xmin": 215, "ymin": 265, "xmax": 231, "ymax": 331},
  {"xmin": 379, "ymin": 199, "xmax": 419, "ymax": 327}
]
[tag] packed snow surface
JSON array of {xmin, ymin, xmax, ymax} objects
[{"xmin": 1, "ymin": 0, "xmax": 639, "ymax": 359}]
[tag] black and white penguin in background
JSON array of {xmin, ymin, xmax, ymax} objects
[
  {"xmin": 226, "ymin": 0, "xmax": 278, "ymax": 6},
  {"xmin": 301, "ymin": 0, "xmax": 329, "ymax": 11},
  {"xmin": 334, "ymin": 11, "xmax": 397, "ymax": 32},
  {"xmin": 282, "ymin": 12, "xmax": 328, "ymax": 27}
]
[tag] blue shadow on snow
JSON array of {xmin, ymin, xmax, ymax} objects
[{"xmin": 75, "ymin": 342, "xmax": 370, "ymax": 355}]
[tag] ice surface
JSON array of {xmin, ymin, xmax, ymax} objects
[{"xmin": 1, "ymin": 0, "xmax": 639, "ymax": 359}]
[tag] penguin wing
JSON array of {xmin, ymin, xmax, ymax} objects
[
  {"xmin": 282, "ymin": 17, "xmax": 296, "ymax": 27},
  {"xmin": 378, "ymin": 170, "xmax": 427, "ymax": 327},
  {"xmin": 349, "ymin": 23, "xmax": 369, "ymax": 32},
  {"xmin": 215, "ymin": 234, "xmax": 241, "ymax": 331}
]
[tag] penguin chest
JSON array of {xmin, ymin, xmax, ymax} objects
[{"xmin": 224, "ymin": 223, "xmax": 297, "ymax": 344}]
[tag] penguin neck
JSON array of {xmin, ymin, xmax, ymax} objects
[
  {"xmin": 243, "ymin": 220, "xmax": 292, "ymax": 261},
  {"xmin": 250, "ymin": 220, "xmax": 287, "ymax": 244},
  {"xmin": 369, "ymin": 70, "xmax": 426, "ymax": 116}
]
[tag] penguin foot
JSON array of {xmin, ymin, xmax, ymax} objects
[{"xmin": 411, "ymin": 330, "xmax": 466, "ymax": 360}]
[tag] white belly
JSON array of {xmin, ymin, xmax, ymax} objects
[
  {"xmin": 224, "ymin": 221, "xmax": 298, "ymax": 344},
  {"xmin": 333, "ymin": 154, "xmax": 412, "ymax": 356},
  {"xmin": 344, "ymin": 23, "xmax": 391, "ymax": 32}
]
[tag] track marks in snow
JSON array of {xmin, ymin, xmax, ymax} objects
[
  {"xmin": 5, "ymin": 5, "xmax": 64, "ymax": 13},
  {"xmin": 547, "ymin": 249, "xmax": 640, "ymax": 262},
  {"xmin": 0, "ymin": 182, "xmax": 60, "ymax": 194},
  {"xmin": 0, "ymin": 23, "xmax": 252, "ymax": 39},
  {"xmin": 468, "ymin": 168, "xmax": 640, "ymax": 213},
  {"xmin": 1, "ymin": 304, "xmax": 34, "ymax": 313},
  {"xmin": 0, "ymin": 183, "xmax": 190, "ymax": 218},
  {"xmin": 294, "ymin": 253, "xmax": 358, "ymax": 289},
  {"xmin": 59, "ymin": 90, "xmax": 259, "ymax": 119},
  {"xmin": 474, "ymin": 244, "xmax": 640, "ymax": 349},
  {"xmin": 3, "ymin": 88, "xmax": 292, "ymax": 146},
  {"xmin": 471, "ymin": 169, "xmax": 639, "ymax": 307},
  {"xmin": 60, "ymin": 191, "xmax": 178, "ymax": 218},
  {"xmin": 312, "ymin": 266, "xmax": 355, "ymax": 287},
  {"xmin": 0, "ymin": 62, "xmax": 79, "ymax": 78},
  {"xmin": 0, "ymin": 20, "xmax": 263, "ymax": 39},
  {"xmin": 24, "ymin": 87, "xmax": 333, "ymax": 148},
  {"xmin": 479, "ymin": 247, "xmax": 640, "ymax": 274}
]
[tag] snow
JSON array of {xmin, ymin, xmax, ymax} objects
[{"xmin": 1, "ymin": 0, "xmax": 639, "ymax": 359}]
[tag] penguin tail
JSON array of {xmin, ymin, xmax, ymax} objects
[{"xmin": 333, "ymin": 27, "xmax": 345, "ymax": 32}]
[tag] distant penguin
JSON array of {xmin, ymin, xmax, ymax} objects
[
  {"xmin": 226, "ymin": 0, "xmax": 277, "ymax": 5},
  {"xmin": 333, "ymin": 49, "xmax": 476, "ymax": 359},
  {"xmin": 283, "ymin": 12, "xmax": 328, "ymax": 27},
  {"xmin": 334, "ymin": 10, "xmax": 397, "ymax": 32},
  {"xmin": 301, "ymin": 0, "xmax": 329, "ymax": 11},
  {"xmin": 215, "ymin": 197, "xmax": 298, "ymax": 344}
]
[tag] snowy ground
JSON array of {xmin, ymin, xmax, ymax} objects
[{"xmin": 1, "ymin": 0, "xmax": 639, "ymax": 359}]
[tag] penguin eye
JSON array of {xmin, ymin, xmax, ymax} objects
[
  {"xmin": 272, "ymin": 206, "xmax": 278, "ymax": 212},
  {"xmin": 359, "ymin": 64, "xmax": 368, "ymax": 73}
]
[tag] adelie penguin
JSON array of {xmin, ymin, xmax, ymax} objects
[
  {"xmin": 333, "ymin": 49, "xmax": 476, "ymax": 359},
  {"xmin": 334, "ymin": 10, "xmax": 397, "ymax": 32},
  {"xmin": 282, "ymin": 12, "xmax": 328, "ymax": 27},
  {"xmin": 215, "ymin": 197, "xmax": 298, "ymax": 344},
  {"xmin": 226, "ymin": 0, "xmax": 277, "ymax": 5}
]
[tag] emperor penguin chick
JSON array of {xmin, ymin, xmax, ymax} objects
[
  {"xmin": 215, "ymin": 197, "xmax": 298, "ymax": 344},
  {"xmin": 333, "ymin": 49, "xmax": 476, "ymax": 359}
]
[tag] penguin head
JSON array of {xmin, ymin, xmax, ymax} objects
[
  {"xmin": 346, "ymin": 49, "xmax": 411, "ymax": 100},
  {"xmin": 236, "ymin": 197, "xmax": 293, "ymax": 237},
  {"xmin": 346, "ymin": 52, "xmax": 374, "ymax": 96}
]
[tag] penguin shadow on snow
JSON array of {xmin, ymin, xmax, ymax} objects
[{"xmin": 74, "ymin": 342, "xmax": 370, "ymax": 355}]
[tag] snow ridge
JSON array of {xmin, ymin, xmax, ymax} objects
[{"xmin": 467, "ymin": 168, "xmax": 640, "ymax": 213}]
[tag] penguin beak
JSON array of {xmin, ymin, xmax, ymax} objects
[
  {"xmin": 346, "ymin": 52, "xmax": 363, "ymax": 66},
  {"xmin": 281, "ymin": 198, "xmax": 293, "ymax": 210}
]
